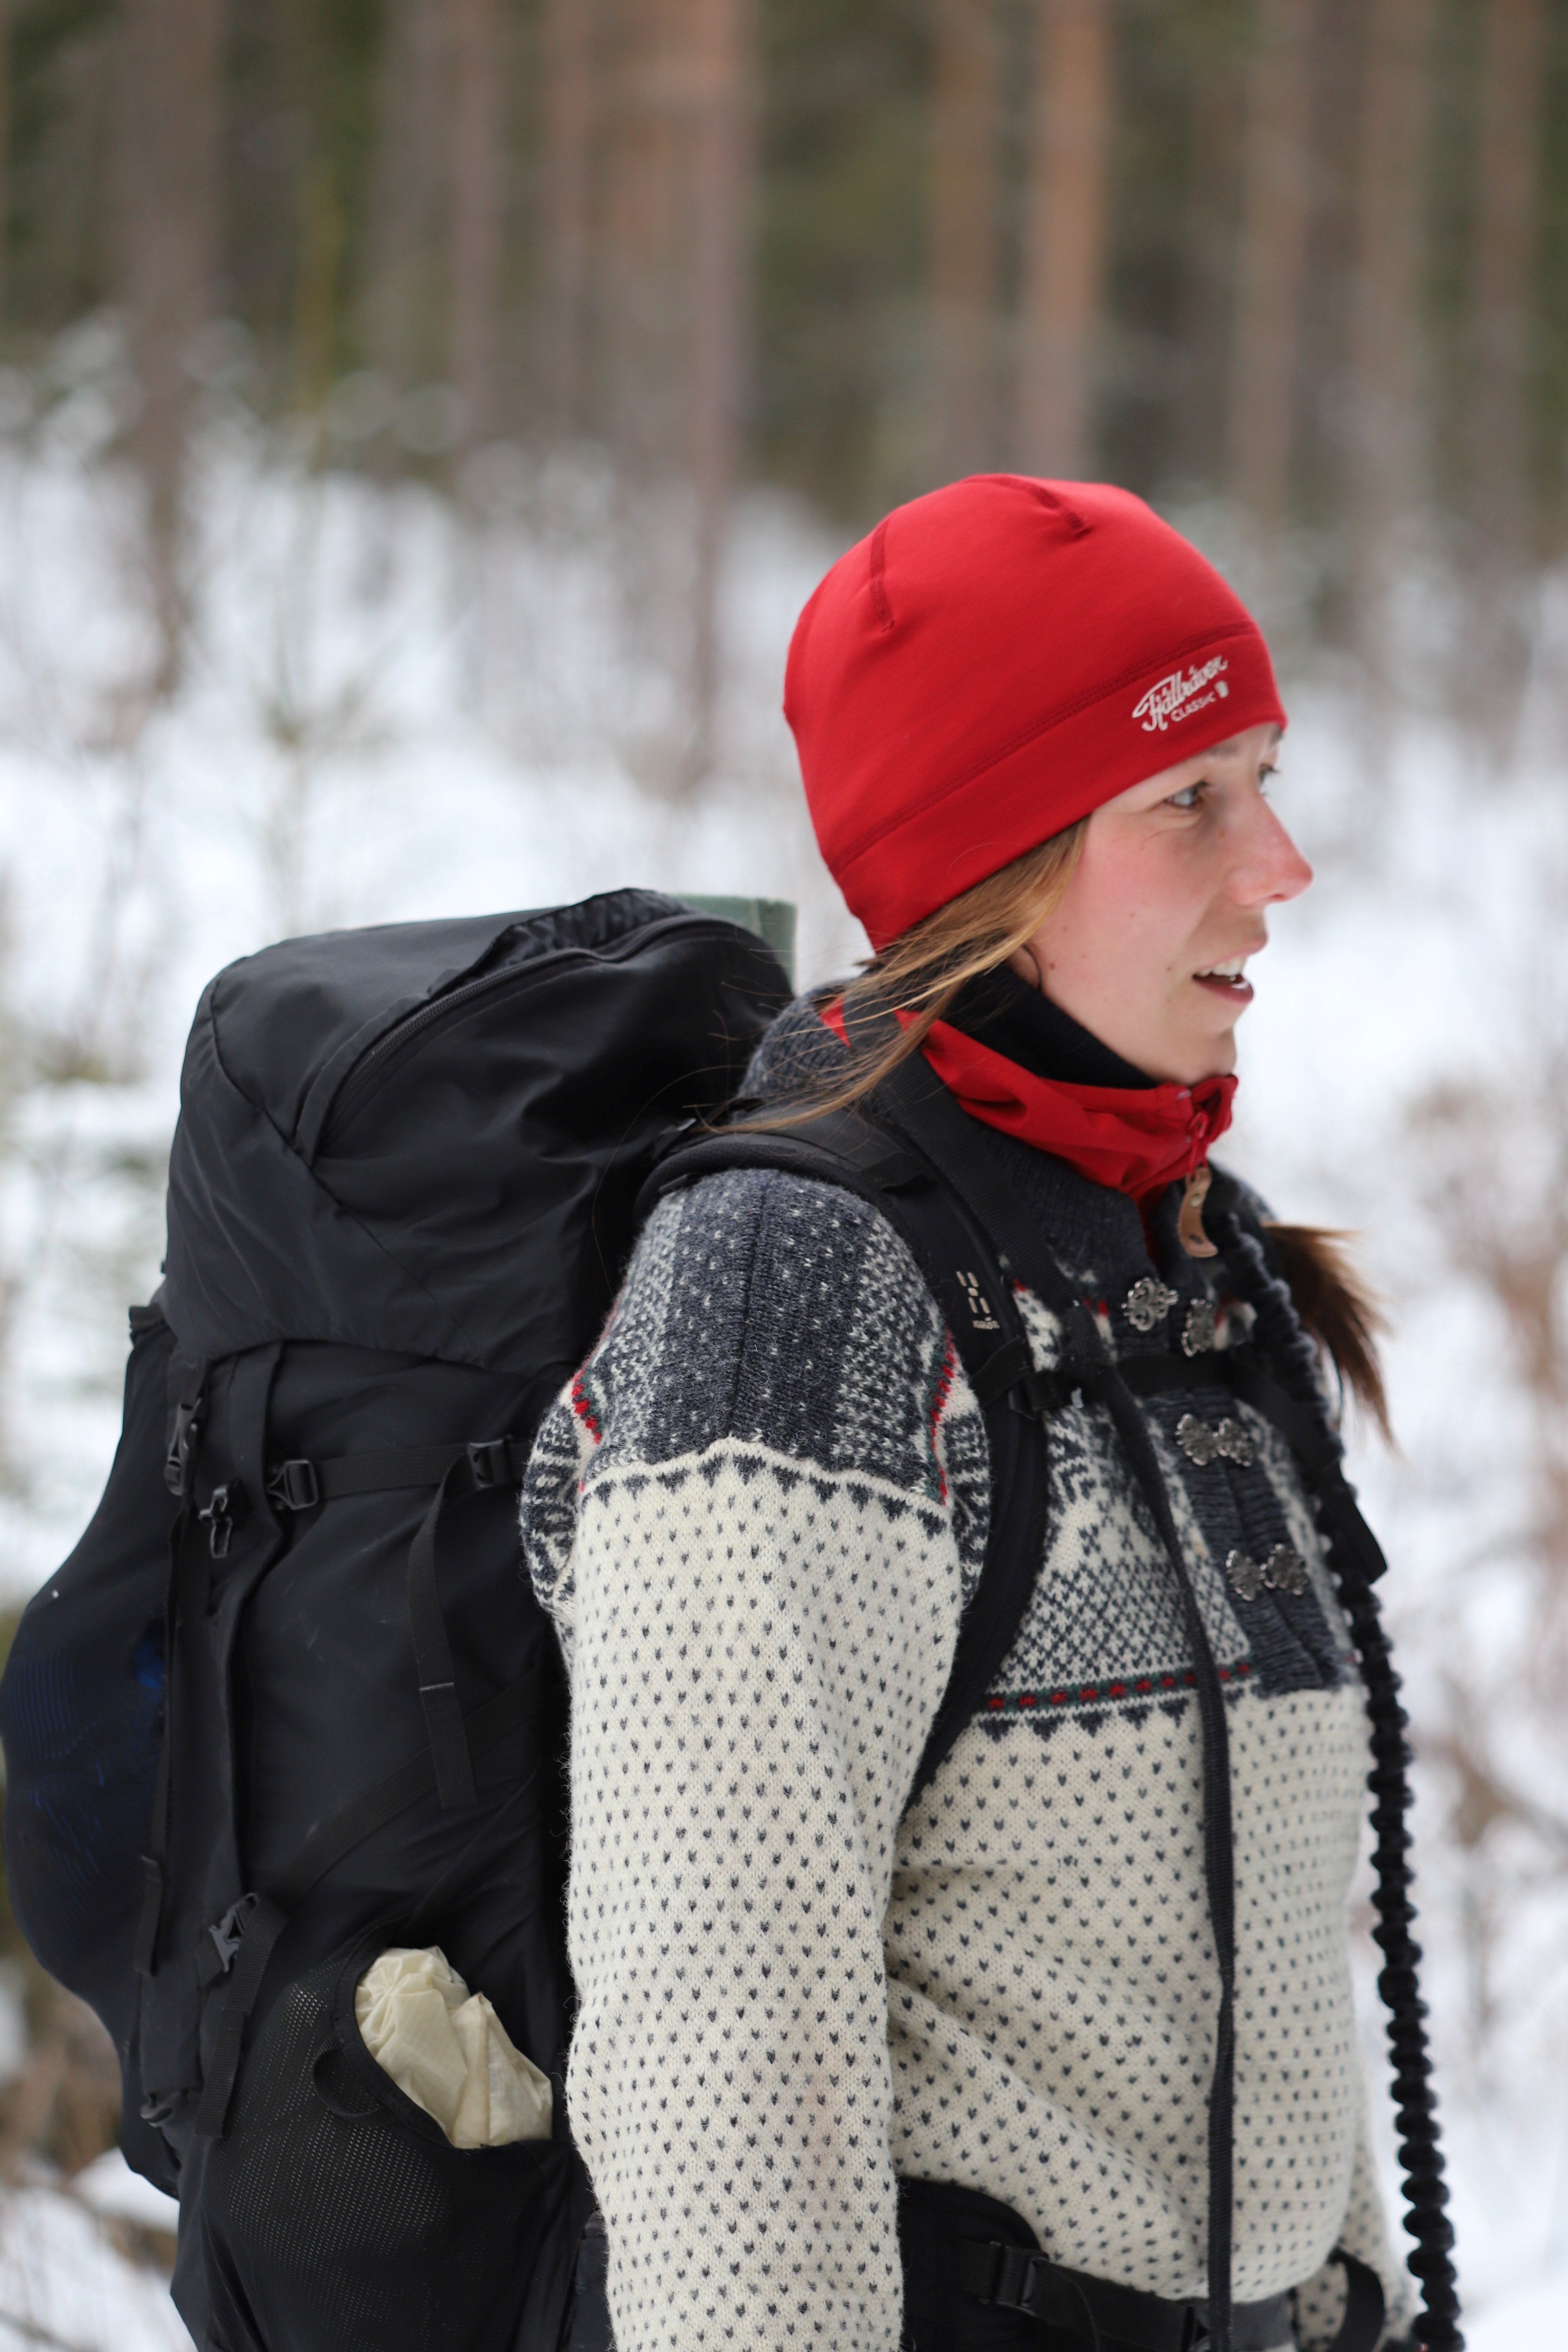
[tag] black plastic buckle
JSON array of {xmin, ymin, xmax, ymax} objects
[
  {"xmin": 979, "ymin": 2242, "xmax": 1047, "ymax": 2315},
  {"xmin": 164, "ymin": 1398, "xmax": 203, "ymax": 1497},
  {"xmin": 1009, "ymin": 1358, "xmax": 1106, "ymax": 1420},
  {"xmin": 266, "ymin": 1458, "xmax": 321, "ymax": 1512},
  {"xmin": 198, "ymin": 1480, "xmax": 248, "ymax": 1560},
  {"xmin": 466, "ymin": 1438, "xmax": 514, "ymax": 1489},
  {"xmin": 207, "ymin": 1892, "xmax": 260, "ymax": 1978},
  {"xmin": 1009, "ymin": 1370, "xmax": 1061, "ymax": 1419}
]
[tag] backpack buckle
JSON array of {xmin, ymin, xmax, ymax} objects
[
  {"xmin": 205, "ymin": 1892, "xmax": 259, "ymax": 1979},
  {"xmin": 198, "ymin": 1481, "xmax": 248, "ymax": 1559},
  {"xmin": 466, "ymin": 1438, "xmax": 514, "ymax": 1489},
  {"xmin": 164, "ymin": 1398, "xmax": 203, "ymax": 1497},
  {"xmin": 976, "ymin": 2241, "xmax": 1048, "ymax": 2314},
  {"xmin": 266, "ymin": 1458, "xmax": 321, "ymax": 1512}
]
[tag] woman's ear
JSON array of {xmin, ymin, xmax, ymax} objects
[{"xmin": 1008, "ymin": 941, "xmax": 1044, "ymax": 991}]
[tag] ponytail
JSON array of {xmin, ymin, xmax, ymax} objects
[{"xmin": 1262, "ymin": 1222, "xmax": 1390, "ymax": 1443}]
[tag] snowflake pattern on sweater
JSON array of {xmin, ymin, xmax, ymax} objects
[{"xmin": 520, "ymin": 1055, "xmax": 1415, "ymax": 2352}]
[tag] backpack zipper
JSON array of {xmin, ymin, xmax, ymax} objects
[{"xmin": 315, "ymin": 911, "xmax": 750, "ymax": 1154}]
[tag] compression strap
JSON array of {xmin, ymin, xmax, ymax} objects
[
  {"xmin": 191, "ymin": 1664, "xmax": 541, "ymax": 2141},
  {"xmin": 265, "ymin": 1436, "xmax": 530, "ymax": 1514},
  {"xmin": 263, "ymin": 1435, "xmax": 528, "ymax": 1810}
]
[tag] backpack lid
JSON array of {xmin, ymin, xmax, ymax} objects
[{"xmin": 163, "ymin": 888, "xmax": 791, "ymax": 1375}]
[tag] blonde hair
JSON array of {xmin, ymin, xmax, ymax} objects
[{"xmin": 768, "ymin": 820, "xmax": 1089, "ymax": 1125}]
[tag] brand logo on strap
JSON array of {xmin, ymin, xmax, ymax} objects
[
  {"xmin": 1132, "ymin": 657, "xmax": 1230, "ymax": 732},
  {"xmin": 957, "ymin": 1269, "xmax": 1000, "ymax": 1332}
]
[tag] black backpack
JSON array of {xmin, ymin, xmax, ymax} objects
[{"xmin": 0, "ymin": 887, "xmax": 1053, "ymax": 2352}]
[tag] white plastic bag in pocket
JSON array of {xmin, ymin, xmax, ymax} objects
[{"xmin": 354, "ymin": 1946, "xmax": 552, "ymax": 2147}]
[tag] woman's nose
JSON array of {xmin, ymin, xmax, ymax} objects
[{"xmin": 1230, "ymin": 793, "xmax": 1313, "ymax": 908}]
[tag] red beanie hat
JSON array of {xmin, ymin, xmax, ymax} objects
[{"xmin": 786, "ymin": 474, "xmax": 1286, "ymax": 949}]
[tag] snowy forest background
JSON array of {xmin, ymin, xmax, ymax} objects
[{"xmin": 0, "ymin": 0, "xmax": 1565, "ymax": 2343}]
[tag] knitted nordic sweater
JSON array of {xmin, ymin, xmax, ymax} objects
[{"xmin": 519, "ymin": 1003, "xmax": 1415, "ymax": 2352}]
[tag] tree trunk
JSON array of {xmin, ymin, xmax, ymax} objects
[
  {"xmin": 688, "ymin": 0, "xmax": 755, "ymax": 767},
  {"xmin": 1468, "ymin": 0, "xmax": 1546, "ymax": 557},
  {"xmin": 1017, "ymin": 0, "xmax": 1112, "ymax": 478},
  {"xmin": 364, "ymin": 0, "xmax": 449, "ymax": 399},
  {"xmin": 0, "ymin": 0, "xmax": 12, "ymax": 326},
  {"xmin": 602, "ymin": 0, "xmax": 755, "ymax": 788},
  {"xmin": 449, "ymin": 0, "xmax": 506, "ymax": 446},
  {"xmin": 540, "ymin": 0, "xmax": 598, "ymax": 437},
  {"xmin": 1228, "ymin": 0, "xmax": 1314, "ymax": 537},
  {"xmin": 602, "ymin": 0, "xmax": 681, "ymax": 479},
  {"xmin": 115, "ymin": 0, "xmax": 224, "ymax": 694},
  {"xmin": 1172, "ymin": 43, "xmax": 1248, "ymax": 494},
  {"xmin": 1344, "ymin": 0, "xmax": 1435, "ymax": 691},
  {"xmin": 1463, "ymin": 0, "xmax": 1547, "ymax": 749},
  {"xmin": 929, "ymin": 0, "xmax": 1000, "ymax": 483}
]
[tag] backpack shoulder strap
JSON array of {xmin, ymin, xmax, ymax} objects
[{"xmin": 637, "ymin": 1109, "xmax": 1049, "ymax": 1796}]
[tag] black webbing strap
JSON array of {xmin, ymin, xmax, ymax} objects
[
  {"xmin": 133, "ymin": 1709, "xmax": 176, "ymax": 1979},
  {"xmin": 870, "ymin": 1049, "xmax": 1241, "ymax": 2352},
  {"xmin": 946, "ymin": 2236, "xmax": 1383, "ymax": 2352},
  {"xmin": 1321, "ymin": 2249, "xmax": 1387, "ymax": 2352},
  {"xmin": 190, "ymin": 1890, "xmax": 288, "ymax": 2144},
  {"xmin": 409, "ymin": 1461, "xmax": 480, "ymax": 1810},
  {"xmin": 950, "ymin": 2235, "xmax": 1196, "ymax": 2349},
  {"xmin": 266, "ymin": 1435, "xmax": 529, "ymax": 1808},
  {"xmin": 639, "ymin": 1108, "xmax": 930, "ymax": 1222},
  {"xmin": 640, "ymin": 1104, "xmax": 1052, "ymax": 1799},
  {"xmin": 864, "ymin": 1150, "xmax": 1052, "ymax": 1796},
  {"xmin": 1092, "ymin": 1369, "xmax": 1237, "ymax": 2352},
  {"xmin": 266, "ymin": 1436, "xmax": 530, "ymax": 1513},
  {"xmin": 133, "ymin": 1538, "xmax": 181, "ymax": 1980},
  {"xmin": 1007, "ymin": 1348, "xmax": 1223, "ymax": 1416},
  {"xmin": 134, "ymin": 1360, "xmax": 208, "ymax": 1979},
  {"xmin": 964, "ymin": 1332, "xmax": 1032, "ymax": 1411},
  {"xmin": 191, "ymin": 1664, "xmax": 541, "ymax": 2140}
]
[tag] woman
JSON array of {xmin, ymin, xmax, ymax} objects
[{"xmin": 521, "ymin": 478, "xmax": 1449, "ymax": 2352}]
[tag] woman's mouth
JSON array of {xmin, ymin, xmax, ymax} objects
[{"xmin": 1193, "ymin": 955, "xmax": 1254, "ymax": 1003}]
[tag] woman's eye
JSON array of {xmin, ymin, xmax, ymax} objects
[{"xmin": 1165, "ymin": 781, "xmax": 1206, "ymax": 810}]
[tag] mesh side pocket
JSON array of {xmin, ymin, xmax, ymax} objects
[{"xmin": 199, "ymin": 1929, "xmax": 575, "ymax": 2352}]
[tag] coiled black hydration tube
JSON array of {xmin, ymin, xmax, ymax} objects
[{"xmin": 1218, "ymin": 1213, "xmax": 1462, "ymax": 2352}]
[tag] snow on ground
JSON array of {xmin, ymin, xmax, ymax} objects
[
  {"xmin": 71, "ymin": 2149, "xmax": 180, "ymax": 2236},
  {"xmin": 1464, "ymin": 2264, "xmax": 1568, "ymax": 2350},
  {"xmin": 0, "ymin": 2177, "xmax": 188, "ymax": 2350},
  {"xmin": 0, "ymin": 399, "xmax": 1565, "ymax": 2340}
]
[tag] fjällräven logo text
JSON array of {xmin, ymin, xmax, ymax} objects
[{"xmin": 1132, "ymin": 657, "xmax": 1230, "ymax": 732}]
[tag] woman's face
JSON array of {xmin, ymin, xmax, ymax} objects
[{"xmin": 1013, "ymin": 721, "xmax": 1309, "ymax": 1085}]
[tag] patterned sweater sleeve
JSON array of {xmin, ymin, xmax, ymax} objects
[{"xmin": 520, "ymin": 1168, "xmax": 989, "ymax": 2352}]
